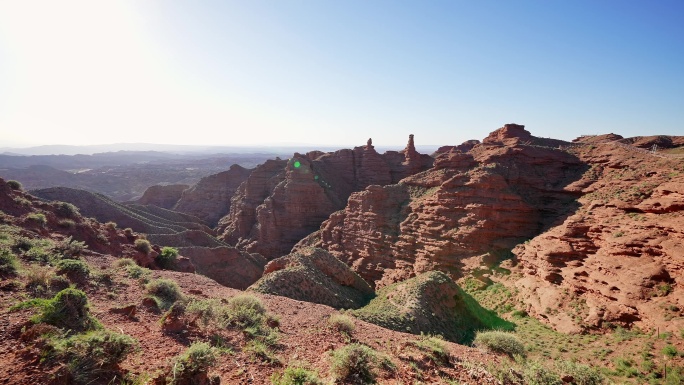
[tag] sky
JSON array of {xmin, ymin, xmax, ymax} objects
[{"xmin": 0, "ymin": 0, "xmax": 683, "ymax": 148}]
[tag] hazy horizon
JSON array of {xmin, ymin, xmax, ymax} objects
[{"xmin": 1, "ymin": 1, "xmax": 683, "ymax": 147}]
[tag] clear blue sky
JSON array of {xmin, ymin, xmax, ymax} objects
[{"xmin": 1, "ymin": 0, "xmax": 682, "ymax": 148}]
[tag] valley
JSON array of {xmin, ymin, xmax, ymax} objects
[{"xmin": 1, "ymin": 124, "xmax": 684, "ymax": 384}]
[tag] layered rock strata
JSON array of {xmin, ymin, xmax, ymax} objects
[
  {"xmin": 218, "ymin": 137, "xmax": 433, "ymax": 258},
  {"xmin": 298, "ymin": 124, "xmax": 586, "ymax": 289}
]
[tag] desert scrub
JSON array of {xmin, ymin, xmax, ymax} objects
[
  {"xmin": 134, "ymin": 238, "xmax": 152, "ymax": 254},
  {"xmin": 271, "ymin": 363, "xmax": 322, "ymax": 385},
  {"xmin": 225, "ymin": 293, "xmax": 267, "ymax": 328},
  {"xmin": 555, "ymin": 360, "xmax": 604, "ymax": 385},
  {"xmin": 473, "ymin": 330, "xmax": 525, "ymax": 357},
  {"xmin": 167, "ymin": 342, "xmax": 217, "ymax": 384},
  {"xmin": 523, "ymin": 360, "xmax": 562, "ymax": 385},
  {"xmin": 6, "ymin": 180, "xmax": 22, "ymax": 190},
  {"xmin": 55, "ymin": 201, "xmax": 80, "ymax": 218},
  {"xmin": 12, "ymin": 288, "xmax": 101, "ymax": 332},
  {"xmin": 329, "ymin": 313, "xmax": 355, "ymax": 338},
  {"xmin": 185, "ymin": 298, "xmax": 226, "ymax": 328},
  {"xmin": 114, "ymin": 258, "xmax": 136, "ymax": 268},
  {"xmin": 26, "ymin": 212, "xmax": 47, "ymax": 227},
  {"xmin": 114, "ymin": 258, "xmax": 151, "ymax": 280},
  {"xmin": 55, "ymin": 259, "xmax": 90, "ymax": 284},
  {"xmin": 145, "ymin": 278, "xmax": 183, "ymax": 310},
  {"xmin": 56, "ymin": 236, "xmax": 87, "ymax": 258},
  {"xmin": 0, "ymin": 247, "xmax": 19, "ymax": 276},
  {"xmin": 48, "ymin": 329, "xmax": 137, "ymax": 385},
  {"xmin": 329, "ymin": 343, "xmax": 382, "ymax": 384},
  {"xmin": 412, "ymin": 334, "xmax": 449, "ymax": 365},
  {"xmin": 156, "ymin": 246, "xmax": 178, "ymax": 269}
]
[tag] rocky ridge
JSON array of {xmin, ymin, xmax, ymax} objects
[
  {"xmin": 298, "ymin": 124, "xmax": 587, "ymax": 289},
  {"xmin": 510, "ymin": 138, "xmax": 684, "ymax": 333},
  {"xmin": 218, "ymin": 136, "xmax": 433, "ymax": 259}
]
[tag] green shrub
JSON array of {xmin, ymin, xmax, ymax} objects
[
  {"xmin": 245, "ymin": 338, "xmax": 280, "ymax": 363},
  {"xmin": 24, "ymin": 264, "xmax": 56, "ymax": 296},
  {"xmin": 50, "ymin": 330, "xmax": 137, "ymax": 385},
  {"xmin": 663, "ymin": 344, "xmax": 678, "ymax": 357},
  {"xmin": 226, "ymin": 294, "xmax": 267, "ymax": 328},
  {"xmin": 186, "ymin": 299, "xmax": 225, "ymax": 328},
  {"xmin": 6, "ymin": 180, "xmax": 23, "ymax": 190},
  {"xmin": 55, "ymin": 259, "xmax": 90, "ymax": 283},
  {"xmin": 126, "ymin": 264, "xmax": 151, "ymax": 281},
  {"xmin": 168, "ymin": 342, "xmax": 217, "ymax": 384},
  {"xmin": 114, "ymin": 258, "xmax": 136, "ymax": 268},
  {"xmin": 555, "ymin": 360, "xmax": 604, "ymax": 385},
  {"xmin": 13, "ymin": 288, "xmax": 101, "ymax": 332},
  {"xmin": 329, "ymin": 343, "xmax": 379, "ymax": 384},
  {"xmin": 0, "ymin": 248, "xmax": 19, "ymax": 276},
  {"xmin": 329, "ymin": 313, "xmax": 355, "ymax": 338},
  {"xmin": 145, "ymin": 279, "xmax": 183, "ymax": 310},
  {"xmin": 134, "ymin": 239, "xmax": 152, "ymax": 254},
  {"xmin": 104, "ymin": 221, "xmax": 117, "ymax": 229},
  {"xmin": 413, "ymin": 334, "xmax": 449, "ymax": 365},
  {"xmin": 524, "ymin": 360, "xmax": 563, "ymax": 385},
  {"xmin": 156, "ymin": 246, "xmax": 178, "ymax": 269},
  {"xmin": 473, "ymin": 330, "xmax": 525, "ymax": 357},
  {"xmin": 55, "ymin": 202, "xmax": 80, "ymax": 218},
  {"xmin": 56, "ymin": 236, "xmax": 87, "ymax": 258},
  {"xmin": 271, "ymin": 364, "xmax": 322, "ymax": 385},
  {"xmin": 58, "ymin": 219, "xmax": 76, "ymax": 229},
  {"xmin": 26, "ymin": 213, "xmax": 47, "ymax": 227}
]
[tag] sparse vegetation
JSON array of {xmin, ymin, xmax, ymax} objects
[
  {"xmin": 134, "ymin": 238, "xmax": 152, "ymax": 254},
  {"xmin": 0, "ymin": 247, "xmax": 19, "ymax": 276},
  {"xmin": 167, "ymin": 342, "xmax": 217, "ymax": 384},
  {"xmin": 329, "ymin": 343, "xmax": 381, "ymax": 384},
  {"xmin": 156, "ymin": 246, "xmax": 178, "ymax": 269},
  {"xmin": 55, "ymin": 258, "xmax": 90, "ymax": 283},
  {"xmin": 6, "ymin": 180, "xmax": 23, "ymax": 190},
  {"xmin": 145, "ymin": 278, "xmax": 183, "ymax": 310},
  {"xmin": 55, "ymin": 201, "xmax": 80, "ymax": 218},
  {"xmin": 412, "ymin": 334, "xmax": 449, "ymax": 365},
  {"xmin": 329, "ymin": 313, "xmax": 355, "ymax": 339},
  {"xmin": 48, "ymin": 330, "xmax": 137, "ymax": 385},
  {"xmin": 271, "ymin": 363, "xmax": 322, "ymax": 385},
  {"xmin": 26, "ymin": 212, "xmax": 47, "ymax": 226},
  {"xmin": 12, "ymin": 288, "xmax": 101, "ymax": 332},
  {"xmin": 473, "ymin": 330, "xmax": 525, "ymax": 357}
]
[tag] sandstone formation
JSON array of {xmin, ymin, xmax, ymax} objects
[
  {"xmin": 173, "ymin": 164, "xmax": 253, "ymax": 227},
  {"xmin": 218, "ymin": 137, "xmax": 433, "ymax": 259},
  {"xmin": 249, "ymin": 247, "xmax": 374, "ymax": 309},
  {"xmin": 510, "ymin": 140, "xmax": 684, "ymax": 333},
  {"xmin": 297, "ymin": 124, "xmax": 586, "ymax": 289},
  {"xmin": 135, "ymin": 184, "xmax": 189, "ymax": 209}
]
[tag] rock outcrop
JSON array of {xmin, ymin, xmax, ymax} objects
[
  {"xmin": 511, "ymin": 140, "xmax": 684, "ymax": 333},
  {"xmin": 249, "ymin": 247, "xmax": 374, "ymax": 309},
  {"xmin": 297, "ymin": 125, "xmax": 586, "ymax": 288},
  {"xmin": 136, "ymin": 184, "xmax": 189, "ymax": 209},
  {"xmin": 218, "ymin": 137, "xmax": 433, "ymax": 259},
  {"xmin": 173, "ymin": 165, "xmax": 253, "ymax": 227}
]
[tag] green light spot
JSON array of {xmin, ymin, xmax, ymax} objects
[
  {"xmin": 314, "ymin": 175, "xmax": 319, "ymax": 180},
  {"xmin": 293, "ymin": 160, "xmax": 301, "ymax": 168}
]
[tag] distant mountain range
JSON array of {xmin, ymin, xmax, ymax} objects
[{"xmin": 0, "ymin": 142, "xmax": 440, "ymax": 156}]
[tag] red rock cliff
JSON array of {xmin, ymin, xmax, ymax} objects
[{"xmin": 217, "ymin": 138, "xmax": 433, "ymax": 259}]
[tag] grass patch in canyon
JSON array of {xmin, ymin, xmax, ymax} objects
[{"xmin": 461, "ymin": 272, "xmax": 684, "ymax": 384}]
